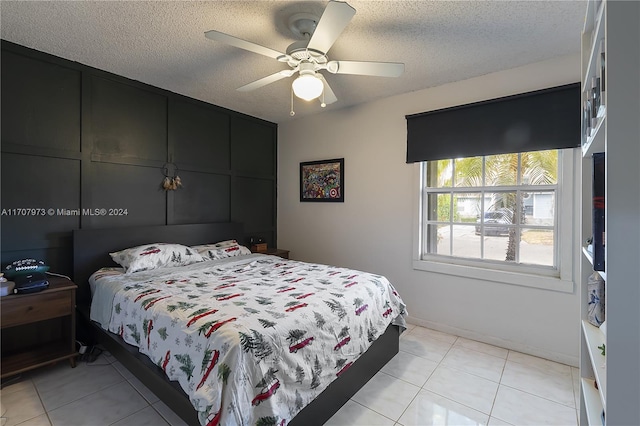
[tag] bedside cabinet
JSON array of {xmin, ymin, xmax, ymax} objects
[{"xmin": 1, "ymin": 276, "xmax": 78, "ymax": 378}]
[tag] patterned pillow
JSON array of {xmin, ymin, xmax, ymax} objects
[
  {"xmin": 110, "ymin": 243, "xmax": 205, "ymax": 273},
  {"xmin": 192, "ymin": 240, "xmax": 252, "ymax": 260},
  {"xmin": 193, "ymin": 239, "xmax": 239, "ymax": 250}
]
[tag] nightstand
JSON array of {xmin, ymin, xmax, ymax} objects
[
  {"xmin": 1, "ymin": 276, "xmax": 78, "ymax": 378},
  {"xmin": 252, "ymin": 248, "xmax": 290, "ymax": 259}
]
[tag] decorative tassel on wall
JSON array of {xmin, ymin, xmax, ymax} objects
[{"xmin": 161, "ymin": 162, "xmax": 182, "ymax": 191}]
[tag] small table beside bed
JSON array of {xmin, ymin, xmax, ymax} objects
[{"xmin": 73, "ymin": 222, "xmax": 406, "ymax": 426}]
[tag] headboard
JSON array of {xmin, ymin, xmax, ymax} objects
[{"xmin": 73, "ymin": 222, "xmax": 244, "ymax": 305}]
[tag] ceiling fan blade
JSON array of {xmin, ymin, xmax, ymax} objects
[
  {"xmin": 237, "ymin": 70, "xmax": 295, "ymax": 92},
  {"xmin": 307, "ymin": 1, "xmax": 356, "ymax": 54},
  {"xmin": 318, "ymin": 74, "xmax": 338, "ymax": 105},
  {"xmin": 205, "ymin": 30, "xmax": 285, "ymax": 60},
  {"xmin": 327, "ymin": 60, "xmax": 404, "ymax": 77}
]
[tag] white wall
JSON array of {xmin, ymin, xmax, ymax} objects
[{"xmin": 278, "ymin": 55, "xmax": 581, "ymax": 365}]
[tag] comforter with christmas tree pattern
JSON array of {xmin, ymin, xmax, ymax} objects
[{"xmin": 90, "ymin": 254, "xmax": 407, "ymax": 426}]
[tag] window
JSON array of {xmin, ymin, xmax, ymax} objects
[{"xmin": 417, "ymin": 149, "xmax": 575, "ymax": 284}]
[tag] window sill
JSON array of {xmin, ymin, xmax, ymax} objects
[{"xmin": 413, "ymin": 259, "xmax": 574, "ymax": 293}]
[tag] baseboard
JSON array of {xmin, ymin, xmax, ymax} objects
[{"xmin": 406, "ymin": 315, "xmax": 579, "ymax": 367}]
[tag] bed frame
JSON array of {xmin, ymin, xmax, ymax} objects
[{"xmin": 73, "ymin": 222, "xmax": 400, "ymax": 425}]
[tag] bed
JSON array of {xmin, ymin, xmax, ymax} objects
[{"xmin": 73, "ymin": 222, "xmax": 406, "ymax": 425}]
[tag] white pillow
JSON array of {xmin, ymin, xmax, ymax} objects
[
  {"xmin": 192, "ymin": 240, "xmax": 252, "ymax": 261},
  {"xmin": 110, "ymin": 243, "xmax": 205, "ymax": 273}
]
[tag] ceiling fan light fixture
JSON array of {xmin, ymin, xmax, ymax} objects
[
  {"xmin": 292, "ymin": 74, "xmax": 324, "ymax": 101},
  {"xmin": 205, "ymin": 0, "xmax": 404, "ymax": 111}
]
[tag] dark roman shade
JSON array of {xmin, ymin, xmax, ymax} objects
[{"xmin": 406, "ymin": 83, "xmax": 581, "ymax": 163}]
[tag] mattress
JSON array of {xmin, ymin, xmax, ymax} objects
[{"xmin": 89, "ymin": 253, "xmax": 406, "ymax": 425}]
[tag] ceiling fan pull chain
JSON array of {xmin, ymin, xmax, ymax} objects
[
  {"xmin": 290, "ymin": 87, "xmax": 296, "ymax": 116},
  {"xmin": 321, "ymin": 90, "xmax": 326, "ymax": 108}
]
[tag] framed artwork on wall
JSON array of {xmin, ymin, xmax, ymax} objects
[{"xmin": 300, "ymin": 158, "xmax": 344, "ymax": 202}]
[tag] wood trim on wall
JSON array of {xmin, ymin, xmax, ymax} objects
[{"xmin": 0, "ymin": 40, "xmax": 278, "ymax": 277}]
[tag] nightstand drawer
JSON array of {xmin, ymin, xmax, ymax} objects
[{"xmin": 1, "ymin": 291, "xmax": 72, "ymax": 328}]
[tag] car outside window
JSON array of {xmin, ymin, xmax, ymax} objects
[{"xmin": 420, "ymin": 150, "xmax": 558, "ymax": 270}]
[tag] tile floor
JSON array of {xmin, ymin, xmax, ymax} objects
[{"xmin": 0, "ymin": 324, "xmax": 580, "ymax": 426}]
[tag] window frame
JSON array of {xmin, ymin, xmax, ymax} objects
[{"xmin": 412, "ymin": 149, "xmax": 576, "ymax": 293}]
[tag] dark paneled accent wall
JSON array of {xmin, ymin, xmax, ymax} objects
[{"xmin": 1, "ymin": 41, "xmax": 278, "ymax": 278}]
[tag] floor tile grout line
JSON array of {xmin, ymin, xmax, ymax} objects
[
  {"xmin": 426, "ymin": 337, "xmax": 507, "ymax": 388},
  {"xmin": 12, "ymin": 324, "xmax": 578, "ymax": 426},
  {"xmin": 36, "ymin": 368, "xmax": 128, "ymax": 419},
  {"xmin": 453, "ymin": 340, "xmax": 509, "ymax": 360},
  {"xmin": 403, "ymin": 325, "xmax": 457, "ymax": 342},
  {"xmin": 402, "ymin": 327, "xmax": 578, "ymax": 425},
  {"xmin": 124, "ymin": 374, "xmax": 160, "ymax": 409},
  {"xmin": 113, "ymin": 376, "xmax": 174, "ymax": 425},
  {"xmin": 498, "ymin": 382, "xmax": 579, "ymax": 410},
  {"xmin": 392, "ymin": 389, "xmax": 421, "ymax": 425},
  {"xmin": 449, "ymin": 342, "xmax": 509, "ymax": 362},
  {"xmin": 125, "ymin": 377, "xmax": 169, "ymax": 419},
  {"xmin": 107, "ymin": 404, "xmax": 154, "ymax": 426},
  {"xmin": 503, "ymin": 363, "xmax": 574, "ymax": 382},
  {"xmin": 406, "ymin": 323, "xmax": 573, "ymax": 370},
  {"xmin": 382, "ymin": 345, "xmax": 447, "ymax": 423},
  {"xmin": 570, "ymin": 367, "xmax": 581, "ymax": 425},
  {"xmin": 348, "ymin": 398, "xmax": 398, "ymax": 424},
  {"xmin": 406, "ymin": 324, "xmax": 510, "ymax": 358},
  {"xmin": 418, "ymin": 385, "xmax": 494, "ymax": 419},
  {"xmin": 402, "ymin": 335, "xmax": 510, "ymax": 380},
  {"xmin": 486, "ymin": 353, "xmax": 508, "ymax": 421},
  {"xmin": 505, "ymin": 352, "xmax": 574, "ymax": 373},
  {"xmin": 126, "ymin": 377, "xmax": 161, "ymax": 406},
  {"xmin": 15, "ymin": 376, "xmax": 51, "ymax": 426},
  {"xmin": 435, "ymin": 360, "xmax": 504, "ymax": 385},
  {"xmin": 43, "ymin": 376, "xmax": 162, "ymax": 426},
  {"xmin": 503, "ymin": 354, "xmax": 576, "ymax": 385},
  {"xmin": 489, "ymin": 413, "xmax": 518, "ymax": 426},
  {"xmin": 353, "ymin": 370, "xmax": 430, "ymax": 424},
  {"xmin": 381, "ymin": 350, "xmax": 439, "ymax": 388},
  {"xmin": 151, "ymin": 400, "xmax": 182, "ymax": 426},
  {"xmin": 414, "ymin": 336, "xmax": 500, "ymax": 419}
]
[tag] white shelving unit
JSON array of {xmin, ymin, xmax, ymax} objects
[
  {"xmin": 581, "ymin": 321, "xmax": 606, "ymax": 403},
  {"xmin": 578, "ymin": 1, "xmax": 640, "ymax": 425}
]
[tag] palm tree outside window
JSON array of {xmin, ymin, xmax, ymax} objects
[{"xmin": 421, "ymin": 150, "xmax": 558, "ymax": 269}]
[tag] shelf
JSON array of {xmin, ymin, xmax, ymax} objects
[
  {"xmin": 582, "ymin": 2, "xmax": 606, "ymax": 93},
  {"xmin": 0, "ymin": 277, "xmax": 77, "ymax": 379},
  {"xmin": 582, "ymin": 247, "xmax": 606, "ymax": 280},
  {"xmin": 1, "ymin": 339, "xmax": 77, "ymax": 378},
  {"xmin": 579, "ymin": 1, "xmax": 640, "ymax": 424},
  {"xmin": 582, "ymin": 377, "xmax": 604, "ymax": 425},
  {"xmin": 582, "ymin": 320, "xmax": 606, "ymax": 409},
  {"xmin": 582, "ymin": 0, "xmax": 604, "ymax": 34},
  {"xmin": 581, "ymin": 0, "xmax": 606, "ymax": 155},
  {"xmin": 583, "ymin": 113, "xmax": 606, "ymax": 157}
]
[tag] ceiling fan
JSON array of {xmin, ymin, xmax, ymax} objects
[{"xmin": 204, "ymin": 0, "xmax": 404, "ymax": 114}]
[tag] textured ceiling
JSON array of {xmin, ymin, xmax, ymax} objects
[{"xmin": 0, "ymin": 1, "xmax": 585, "ymax": 124}]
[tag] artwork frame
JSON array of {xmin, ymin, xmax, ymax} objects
[{"xmin": 300, "ymin": 158, "xmax": 344, "ymax": 202}]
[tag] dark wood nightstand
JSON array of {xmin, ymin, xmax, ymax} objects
[
  {"xmin": 251, "ymin": 248, "xmax": 290, "ymax": 259},
  {"xmin": 1, "ymin": 276, "xmax": 78, "ymax": 378}
]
